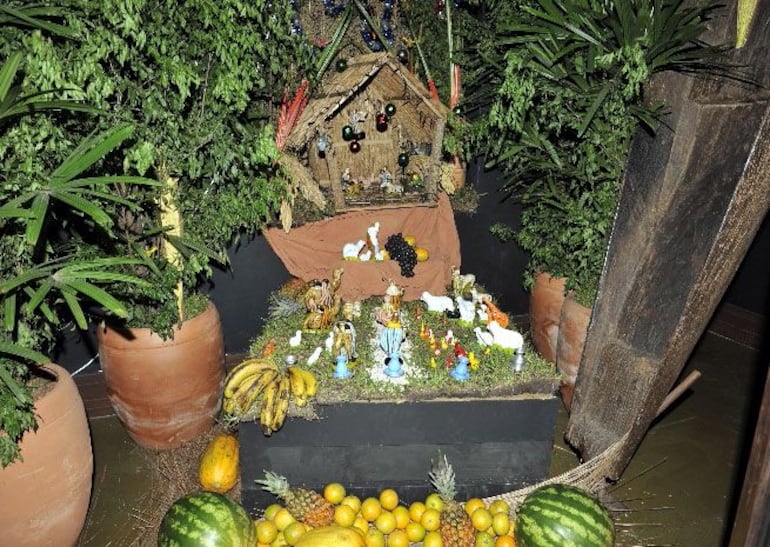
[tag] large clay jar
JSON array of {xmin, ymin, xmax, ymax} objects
[
  {"xmin": 528, "ymin": 272, "xmax": 567, "ymax": 363},
  {"xmin": 97, "ymin": 302, "xmax": 225, "ymax": 449},
  {"xmin": 0, "ymin": 363, "xmax": 93, "ymax": 546},
  {"xmin": 556, "ymin": 294, "xmax": 592, "ymax": 411}
]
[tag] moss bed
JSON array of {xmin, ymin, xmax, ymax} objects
[{"xmin": 243, "ymin": 282, "xmax": 559, "ymax": 413}]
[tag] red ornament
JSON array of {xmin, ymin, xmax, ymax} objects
[
  {"xmin": 454, "ymin": 342, "xmax": 468, "ymax": 358},
  {"xmin": 349, "ymin": 140, "xmax": 361, "ymax": 153}
]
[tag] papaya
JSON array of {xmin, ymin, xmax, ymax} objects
[{"xmin": 294, "ymin": 525, "xmax": 365, "ymax": 547}]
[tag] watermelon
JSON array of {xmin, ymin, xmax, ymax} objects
[
  {"xmin": 157, "ymin": 491, "xmax": 256, "ymax": 546},
  {"xmin": 515, "ymin": 483, "xmax": 615, "ymax": 547}
]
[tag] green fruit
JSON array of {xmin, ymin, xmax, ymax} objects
[
  {"xmin": 515, "ymin": 484, "xmax": 614, "ymax": 547},
  {"xmin": 157, "ymin": 491, "xmax": 256, "ymax": 546}
]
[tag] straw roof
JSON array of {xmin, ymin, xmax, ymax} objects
[{"xmin": 285, "ymin": 52, "xmax": 451, "ymax": 150}]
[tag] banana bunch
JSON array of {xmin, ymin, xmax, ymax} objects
[{"xmin": 222, "ymin": 357, "xmax": 318, "ymax": 436}]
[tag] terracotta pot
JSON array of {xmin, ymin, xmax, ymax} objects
[
  {"xmin": 0, "ymin": 363, "xmax": 93, "ymax": 546},
  {"xmin": 97, "ymin": 302, "xmax": 225, "ymax": 449},
  {"xmin": 556, "ymin": 294, "xmax": 592, "ymax": 410},
  {"xmin": 528, "ymin": 272, "xmax": 567, "ymax": 363}
]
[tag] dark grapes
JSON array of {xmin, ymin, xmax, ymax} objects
[{"xmin": 385, "ymin": 233, "xmax": 418, "ymax": 277}]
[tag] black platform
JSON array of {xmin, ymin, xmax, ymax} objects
[{"xmin": 240, "ymin": 397, "xmax": 559, "ymax": 517}]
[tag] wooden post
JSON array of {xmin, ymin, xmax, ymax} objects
[{"xmin": 565, "ymin": 0, "xmax": 770, "ymax": 480}]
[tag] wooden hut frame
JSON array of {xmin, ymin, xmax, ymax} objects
[{"xmin": 285, "ymin": 52, "xmax": 451, "ymax": 212}]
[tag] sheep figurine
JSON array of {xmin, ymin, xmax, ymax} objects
[
  {"xmin": 342, "ymin": 239, "xmax": 366, "ymax": 260},
  {"xmin": 455, "ymin": 296, "xmax": 476, "ymax": 323},
  {"xmin": 486, "ymin": 321, "xmax": 524, "ymax": 351},
  {"xmin": 420, "ymin": 291, "xmax": 455, "ymax": 313},
  {"xmin": 474, "ymin": 326, "xmax": 494, "ymax": 347}
]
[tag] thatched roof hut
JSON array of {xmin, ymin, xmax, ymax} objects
[{"xmin": 285, "ymin": 52, "xmax": 451, "ymax": 212}]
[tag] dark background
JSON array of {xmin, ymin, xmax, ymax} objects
[{"xmin": 55, "ymin": 165, "xmax": 769, "ymax": 373}]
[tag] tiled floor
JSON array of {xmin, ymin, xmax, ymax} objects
[{"xmin": 74, "ymin": 309, "xmax": 767, "ymax": 546}]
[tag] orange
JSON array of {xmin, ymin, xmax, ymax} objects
[
  {"xmin": 464, "ymin": 498, "xmax": 486, "ymax": 517},
  {"xmin": 471, "ymin": 507, "xmax": 493, "ymax": 532},
  {"xmin": 425, "ymin": 493, "xmax": 445, "ymax": 512},
  {"xmin": 256, "ymin": 519, "xmax": 279, "ymax": 544},
  {"xmin": 263, "ymin": 503, "xmax": 283, "ymax": 521},
  {"xmin": 423, "ymin": 530, "xmax": 444, "ymax": 547},
  {"xmin": 323, "ymin": 482, "xmax": 346, "ymax": 505},
  {"xmin": 365, "ymin": 527, "xmax": 386, "ymax": 547},
  {"xmin": 361, "ymin": 497, "xmax": 383, "ymax": 522},
  {"xmin": 420, "ymin": 508, "xmax": 441, "ymax": 532},
  {"xmin": 391, "ymin": 506, "xmax": 411, "ymax": 529},
  {"xmin": 492, "ymin": 512, "xmax": 511, "ymax": 536},
  {"xmin": 273, "ymin": 508, "xmax": 296, "ymax": 531},
  {"xmin": 405, "ymin": 521, "xmax": 426, "ymax": 542},
  {"xmin": 375, "ymin": 511, "xmax": 397, "ymax": 534},
  {"xmin": 341, "ymin": 494, "xmax": 362, "ymax": 513},
  {"xmin": 495, "ymin": 536, "xmax": 515, "ymax": 547},
  {"xmin": 488, "ymin": 499, "xmax": 510, "ymax": 516},
  {"xmin": 282, "ymin": 521, "xmax": 306, "ymax": 545},
  {"xmin": 379, "ymin": 488, "xmax": 399, "ymax": 511},
  {"xmin": 408, "ymin": 501, "xmax": 426, "ymax": 523},
  {"xmin": 387, "ymin": 529, "xmax": 409, "ymax": 547},
  {"xmin": 334, "ymin": 504, "xmax": 357, "ymax": 528}
]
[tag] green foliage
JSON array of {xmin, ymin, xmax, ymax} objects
[
  {"xmin": 0, "ymin": 0, "xmax": 315, "ymax": 335},
  {"xmin": 463, "ymin": 0, "xmax": 729, "ymax": 304}
]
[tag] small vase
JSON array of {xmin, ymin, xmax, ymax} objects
[
  {"xmin": 97, "ymin": 302, "xmax": 225, "ymax": 449},
  {"xmin": 529, "ymin": 272, "xmax": 567, "ymax": 363}
]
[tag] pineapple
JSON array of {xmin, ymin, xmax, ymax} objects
[
  {"xmin": 429, "ymin": 454, "xmax": 476, "ymax": 547},
  {"xmin": 257, "ymin": 471, "xmax": 334, "ymax": 527}
]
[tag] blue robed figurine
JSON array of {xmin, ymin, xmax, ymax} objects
[{"xmin": 380, "ymin": 321, "xmax": 405, "ymax": 378}]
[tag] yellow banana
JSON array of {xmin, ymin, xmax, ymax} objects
[
  {"xmin": 298, "ymin": 368, "xmax": 318, "ymax": 398},
  {"xmin": 259, "ymin": 378, "xmax": 280, "ymax": 435},
  {"xmin": 224, "ymin": 358, "xmax": 277, "ymax": 397},
  {"xmin": 232, "ymin": 368, "xmax": 279, "ymax": 415},
  {"xmin": 286, "ymin": 366, "xmax": 307, "ymax": 400},
  {"xmin": 270, "ymin": 374, "xmax": 292, "ymax": 432}
]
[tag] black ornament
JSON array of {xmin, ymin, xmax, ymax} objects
[
  {"xmin": 397, "ymin": 48, "xmax": 409, "ymax": 64},
  {"xmin": 342, "ymin": 125, "xmax": 354, "ymax": 141},
  {"xmin": 349, "ymin": 140, "xmax": 361, "ymax": 153},
  {"xmin": 354, "ymin": 131, "xmax": 366, "ymax": 141},
  {"xmin": 385, "ymin": 103, "xmax": 396, "ymax": 117},
  {"xmin": 453, "ymin": 105, "xmax": 463, "ymax": 116},
  {"xmin": 397, "ymin": 153, "xmax": 409, "ymax": 168},
  {"xmin": 335, "ymin": 58, "xmax": 348, "ymax": 72}
]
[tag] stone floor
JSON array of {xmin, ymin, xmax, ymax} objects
[{"xmin": 74, "ymin": 307, "xmax": 767, "ymax": 546}]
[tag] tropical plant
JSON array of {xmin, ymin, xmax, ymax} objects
[
  {"xmin": 462, "ymin": 0, "xmax": 731, "ymax": 305},
  {"xmin": 0, "ymin": 5, "xmax": 160, "ymax": 467},
  {"xmin": 0, "ymin": 0, "xmax": 316, "ymax": 336}
]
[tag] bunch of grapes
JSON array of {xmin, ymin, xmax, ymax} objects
[{"xmin": 385, "ymin": 233, "xmax": 418, "ymax": 277}]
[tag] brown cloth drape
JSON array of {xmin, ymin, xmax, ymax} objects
[{"xmin": 264, "ymin": 193, "xmax": 462, "ymax": 301}]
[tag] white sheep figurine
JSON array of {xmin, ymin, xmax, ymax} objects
[
  {"xmin": 455, "ymin": 296, "xmax": 476, "ymax": 323},
  {"xmin": 342, "ymin": 239, "xmax": 366, "ymax": 260},
  {"xmin": 486, "ymin": 321, "xmax": 524, "ymax": 351},
  {"xmin": 420, "ymin": 291, "xmax": 455, "ymax": 313}
]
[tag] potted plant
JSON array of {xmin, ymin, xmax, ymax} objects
[
  {"xmin": 0, "ymin": 6, "xmax": 159, "ymax": 543},
  {"xmin": 459, "ymin": 0, "xmax": 731, "ymax": 403},
  {"xmin": 0, "ymin": 0, "xmax": 317, "ymax": 448}
]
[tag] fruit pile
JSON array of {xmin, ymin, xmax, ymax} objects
[
  {"xmin": 222, "ymin": 357, "xmax": 317, "ymax": 435},
  {"xmin": 254, "ymin": 458, "xmax": 518, "ymax": 547},
  {"xmin": 384, "ymin": 233, "xmax": 419, "ymax": 278}
]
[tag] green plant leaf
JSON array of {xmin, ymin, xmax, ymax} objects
[{"xmin": 49, "ymin": 124, "xmax": 135, "ymax": 185}]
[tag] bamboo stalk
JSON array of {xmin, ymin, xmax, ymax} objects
[{"xmin": 158, "ymin": 165, "xmax": 184, "ymax": 320}]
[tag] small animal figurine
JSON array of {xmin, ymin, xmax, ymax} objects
[
  {"xmin": 474, "ymin": 326, "xmax": 494, "ymax": 347},
  {"xmin": 421, "ymin": 291, "xmax": 455, "ymax": 313},
  {"xmin": 487, "ymin": 320, "xmax": 524, "ymax": 351},
  {"xmin": 306, "ymin": 346, "xmax": 323, "ymax": 366},
  {"xmin": 454, "ymin": 296, "xmax": 476, "ymax": 323},
  {"xmin": 481, "ymin": 296, "xmax": 509, "ymax": 329},
  {"xmin": 451, "ymin": 355, "xmax": 470, "ymax": 381},
  {"xmin": 343, "ymin": 240, "xmax": 366, "ymax": 260},
  {"xmin": 289, "ymin": 330, "xmax": 302, "ymax": 347}
]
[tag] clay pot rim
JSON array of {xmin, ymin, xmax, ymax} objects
[{"xmin": 96, "ymin": 300, "xmax": 218, "ymax": 341}]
